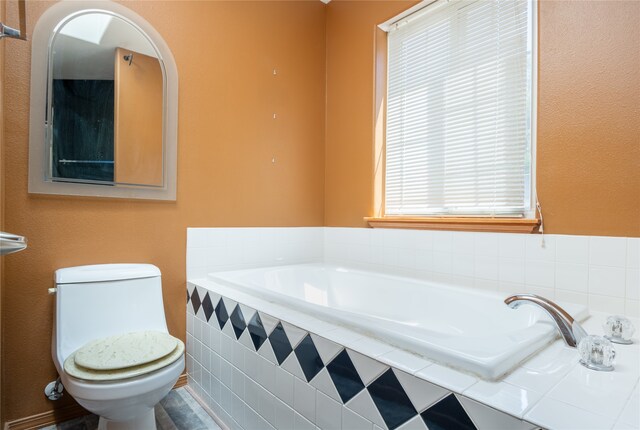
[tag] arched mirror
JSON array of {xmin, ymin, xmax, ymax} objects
[{"xmin": 29, "ymin": 1, "xmax": 177, "ymax": 200}]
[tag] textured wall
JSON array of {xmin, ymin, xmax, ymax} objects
[
  {"xmin": 324, "ymin": 0, "xmax": 640, "ymax": 237},
  {"xmin": 2, "ymin": 0, "xmax": 325, "ymax": 421}
]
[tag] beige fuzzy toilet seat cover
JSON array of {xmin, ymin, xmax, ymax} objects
[{"xmin": 64, "ymin": 331, "xmax": 184, "ymax": 381}]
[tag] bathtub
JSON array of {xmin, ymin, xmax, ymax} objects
[{"xmin": 208, "ymin": 263, "xmax": 588, "ymax": 380}]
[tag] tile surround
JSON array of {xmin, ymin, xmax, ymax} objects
[
  {"xmin": 186, "ymin": 227, "xmax": 640, "ymax": 430},
  {"xmin": 186, "ymin": 284, "xmax": 538, "ymax": 430},
  {"xmin": 322, "ymin": 228, "xmax": 640, "ymax": 317},
  {"xmin": 187, "ymin": 227, "xmax": 639, "ymax": 317}
]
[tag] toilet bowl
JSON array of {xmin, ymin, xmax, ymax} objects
[{"xmin": 52, "ymin": 264, "xmax": 184, "ymax": 430}]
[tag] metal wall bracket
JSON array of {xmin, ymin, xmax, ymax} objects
[{"xmin": 0, "ymin": 0, "xmax": 27, "ymax": 41}]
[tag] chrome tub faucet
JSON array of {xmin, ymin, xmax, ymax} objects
[{"xmin": 504, "ymin": 294, "xmax": 588, "ymax": 348}]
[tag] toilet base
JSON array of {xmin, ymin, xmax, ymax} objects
[{"xmin": 97, "ymin": 409, "xmax": 156, "ymax": 430}]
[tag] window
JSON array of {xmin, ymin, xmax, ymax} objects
[{"xmin": 384, "ymin": 0, "xmax": 535, "ymax": 218}]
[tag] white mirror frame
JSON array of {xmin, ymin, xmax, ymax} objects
[{"xmin": 28, "ymin": 0, "xmax": 178, "ymax": 201}]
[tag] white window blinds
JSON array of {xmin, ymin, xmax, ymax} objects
[{"xmin": 385, "ymin": 0, "xmax": 534, "ymax": 216}]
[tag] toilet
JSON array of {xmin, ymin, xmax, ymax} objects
[{"xmin": 52, "ymin": 264, "xmax": 184, "ymax": 430}]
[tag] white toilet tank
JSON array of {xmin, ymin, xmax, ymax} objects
[{"xmin": 53, "ymin": 264, "xmax": 169, "ymax": 370}]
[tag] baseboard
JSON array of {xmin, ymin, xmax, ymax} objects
[
  {"xmin": 174, "ymin": 373, "xmax": 188, "ymax": 388},
  {"xmin": 4, "ymin": 403, "xmax": 87, "ymax": 430},
  {"xmin": 4, "ymin": 373, "xmax": 189, "ymax": 430}
]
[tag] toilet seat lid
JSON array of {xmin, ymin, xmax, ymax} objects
[
  {"xmin": 74, "ymin": 331, "xmax": 178, "ymax": 370},
  {"xmin": 64, "ymin": 339, "xmax": 184, "ymax": 381}
]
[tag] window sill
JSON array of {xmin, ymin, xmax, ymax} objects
[{"xmin": 364, "ymin": 217, "xmax": 540, "ymax": 234}]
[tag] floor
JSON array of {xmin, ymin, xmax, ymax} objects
[{"xmin": 39, "ymin": 388, "xmax": 222, "ymax": 430}]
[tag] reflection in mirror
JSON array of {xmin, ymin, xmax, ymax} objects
[{"xmin": 49, "ymin": 12, "xmax": 164, "ymax": 187}]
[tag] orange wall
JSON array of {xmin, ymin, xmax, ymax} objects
[
  {"xmin": 2, "ymin": 0, "xmax": 325, "ymax": 421},
  {"xmin": 3, "ymin": 0, "xmax": 640, "ymax": 424},
  {"xmin": 324, "ymin": 0, "xmax": 640, "ymax": 237}
]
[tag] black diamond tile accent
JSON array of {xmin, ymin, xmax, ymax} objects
[
  {"xmin": 190, "ymin": 288, "xmax": 201, "ymax": 314},
  {"xmin": 420, "ymin": 394, "xmax": 477, "ymax": 430},
  {"xmin": 187, "ymin": 289, "xmax": 190, "ymax": 303},
  {"xmin": 215, "ymin": 298, "xmax": 228, "ymax": 329},
  {"xmin": 326, "ymin": 349, "xmax": 365, "ymax": 403},
  {"xmin": 201, "ymin": 293, "xmax": 215, "ymax": 322},
  {"xmin": 268, "ymin": 322, "xmax": 293, "ymax": 365},
  {"xmin": 230, "ymin": 305, "xmax": 247, "ymax": 339},
  {"xmin": 294, "ymin": 334, "xmax": 324, "ymax": 382},
  {"xmin": 367, "ymin": 369, "xmax": 417, "ymax": 430},
  {"xmin": 248, "ymin": 312, "xmax": 268, "ymax": 351}
]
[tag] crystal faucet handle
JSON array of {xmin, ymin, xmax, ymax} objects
[
  {"xmin": 604, "ymin": 315, "xmax": 635, "ymax": 344},
  {"xmin": 578, "ymin": 335, "xmax": 615, "ymax": 371}
]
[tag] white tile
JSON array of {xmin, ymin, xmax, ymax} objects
[
  {"xmin": 555, "ymin": 263, "xmax": 589, "ymax": 292},
  {"xmin": 346, "ymin": 389, "xmax": 388, "ymax": 430},
  {"xmin": 618, "ymin": 389, "xmax": 640, "ymax": 427},
  {"xmin": 503, "ymin": 364, "xmax": 570, "ymax": 395},
  {"xmin": 432, "ymin": 252, "xmax": 452, "ymax": 274},
  {"xmin": 347, "ymin": 349, "xmax": 389, "ymax": 385},
  {"xmin": 459, "ymin": 397, "xmax": 537, "ymax": 430},
  {"xmin": 452, "ymin": 232, "xmax": 475, "ymax": 255},
  {"xmin": 452, "ymin": 254, "xmax": 475, "ymax": 277},
  {"xmin": 626, "ymin": 300, "xmax": 640, "ymax": 318},
  {"xmin": 342, "ymin": 407, "xmax": 374, "ymax": 430},
  {"xmin": 238, "ymin": 330, "xmax": 254, "ymax": 350},
  {"xmin": 547, "ymin": 364, "xmax": 637, "ymax": 419},
  {"xmin": 525, "ymin": 260, "xmax": 555, "ymax": 288},
  {"xmin": 231, "ymin": 341, "xmax": 245, "ymax": 370},
  {"xmin": 395, "ymin": 247, "xmax": 417, "ymax": 269},
  {"xmin": 274, "ymin": 366, "xmax": 295, "ymax": 406},
  {"xmin": 415, "ymin": 249, "xmax": 433, "ymax": 272},
  {"xmin": 257, "ymin": 355, "xmax": 277, "ymax": 392},
  {"xmin": 555, "ymin": 289, "xmax": 589, "ymax": 307},
  {"xmin": 323, "ymin": 328, "xmax": 364, "ymax": 346},
  {"xmin": 293, "ymin": 412, "xmax": 316, "ymax": 430},
  {"xmin": 394, "ymin": 369, "xmax": 448, "ymax": 412},
  {"xmin": 310, "ymin": 367, "xmax": 342, "ymax": 403},
  {"xmin": 556, "ymin": 235, "xmax": 589, "ymax": 264},
  {"xmin": 396, "ymin": 415, "xmax": 428, "ymax": 430},
  {"xmin": 589, "ymin": 265, "xmax": 626, "ymax": 297},
  {"xmin": 275, "ymin": 399, "xmax": 296, "ymax": 430},
  {"xmin": 474, "ymin": 278, "xmax": 499, "ymax": 291},
  {"xmin": 499, "ymin": 258, "xmax": 525, "ymax": 284},
  {"xmin": 245, "ymin": 348, "xmax": 261, "ymax": 382},
  {"xmin": 499, "ymin": 234, "xmax": 525, "ymax": 259},
  {"xmin": 282, "ymin": 322, "xmax": 307, "ymax": 349},
  {"xmin": 231, "ymin": 366, "xmax": 245, "ymax": 399},
  {"xmin": 474, "ymin": 233, "xmax": 499, "ymax": 257},
  {"xmin": 432, "ymin": 231, "xmax": 453, "ymax": 253},
  {"xmin": 525, "ymin": 397, "xmax": 614, "ymax": 430},
  {"xmin": 245, "ymin": 377, "xmax": 261, "ymax": 411},
  {"xmin": 590, "ymin": 236, "xmax": 627, "ymax": 267},
  {"xmin": 463, "ymin": 381, "xmax": 542, "ymax": 418},
  {"xmin": 474, "ymin": 256, "xmax": 499, "ymax": 281},
  {"xmin": 282, "ymin": 351, "xmax": 306, "ymax": 381},
  {"xmin": 311, "ymin": 334, "xmax": 343, "ymax": 365},
  {"xmin": 349, "ymin": 338, "xmax": 394, "ymax": 358},
  {"xmin": 293, "ymin": 377, "xmax": 316, "ymax": 423},
  {"xmin": 415, "ymin": 364, "xmax": 477, "ymax": 393},
  {"xmin": 628, "ymin": 239, "xmax": 640, "ymax": 269},
  {"xmin": 316, "ymin": 391, "xmax": 342, "ymax": 430},
  {"xmin": 258, "ymin": 386, "xmax": 277, "ymax": 427},
  {"xmin": 627, "ymin": 269, "xmax": 640, "ymax": 300},
  {"xmin": 613, "ymin": 421, "xmax": 640, "ymax": 430},
  {"xmin": 589, "ymin": 294, "xmax": 626, "ymax": 314},
  {"xmin": 414, "ymin": 230, "xmax": 433, "ymax": 250},
  {"xmin": 379, "ymin": 349, "xmax": 432, "ymax": 375},
  {"xmin": 525, "ymin": 235, "xmax": 555, "ymax": 262},
  {"xmin": 258, "ymin": 339, "xmax": 278, "ymax": 364}
]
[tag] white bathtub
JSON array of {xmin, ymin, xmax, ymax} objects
[{"xmin": 208, "ymin": 263, "xmax": 587, "ymax": 380}]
